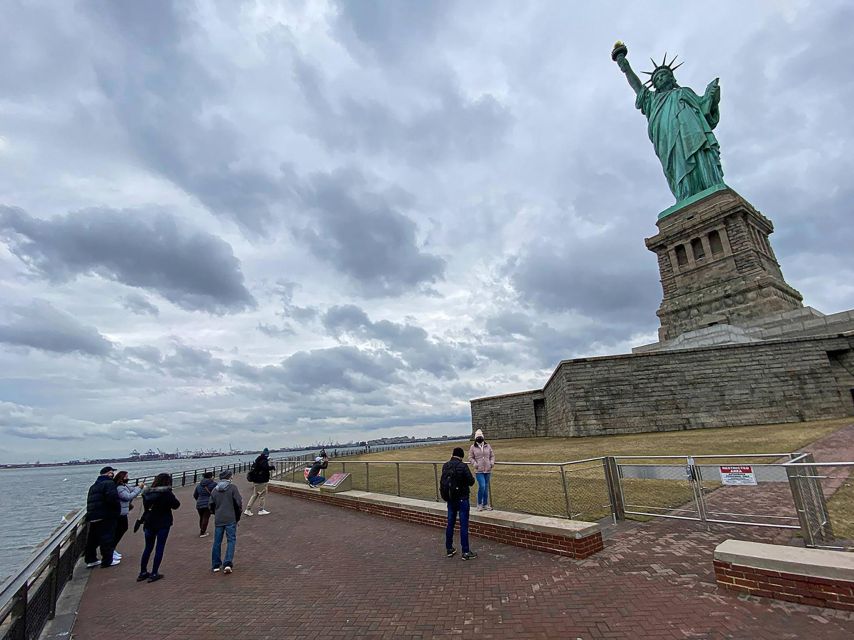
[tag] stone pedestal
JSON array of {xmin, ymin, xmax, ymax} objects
[{"xmin": 645, "ymin": 187, "xmax": 803, "ymax": 341}]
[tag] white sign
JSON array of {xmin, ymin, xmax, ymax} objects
[{"xmin": 719, "ymin": 465, "xmax": 757, "ymax": 486}]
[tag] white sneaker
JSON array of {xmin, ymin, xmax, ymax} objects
[
  {"xmin": 476, "ymin": 505, "xmax": 483, "ymax": 511},
  {"xmin": 86, "ymin": 561, "xmax": 100, "ymax": 568},
  {"xmin": 113, "ymin": 552, "xmax": 122, "ymax": 561},
  {"xmin": 199, "ymin": 532, "xmax": 210, "ymax": 538},
  {"xmin": 106, "ymin": 559, "xmax": 120, "ymax": 567},
  {"xmin": 258, "ymin": 509, "xmax": 270, "ymax": 515},
  {"xmin": 484, "ymin": 505, "xmax": 494, "ymax": 511},
  {"xmin": 223, "ymin": 565, "xmax": 233, "ymax": 574},
  {"xmin": 243, "ymin": 509, "xmax": 253, "ymax": 516}
]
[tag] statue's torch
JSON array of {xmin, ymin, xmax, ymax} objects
[{"xmin": 611, "ymin": 41, "xmax": 628, "ymax": 63}]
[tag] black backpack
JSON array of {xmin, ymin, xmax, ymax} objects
[
  {"xmin": 439, "ymin": 462, "xmax": 460, "ymax": 502},
  {"xmin": 246, "ymin": 466, "xmax": 257, "ymax": 483}
]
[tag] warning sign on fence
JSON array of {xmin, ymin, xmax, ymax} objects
[{"xmin": 719, "ymin": 465, "xmax": 757, "ymax": 486}]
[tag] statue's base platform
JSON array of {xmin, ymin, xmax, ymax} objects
[{"xmin": 658, "ymin": 183, "xmax": 729, "ymax": 221}]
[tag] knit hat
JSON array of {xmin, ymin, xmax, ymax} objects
[
  {"xmin": 452, "ymin": 447, "xmax": 465, "ymax": 458},
  {"xmin": 219, "ymin": 469, "xmax": 233, "ymax": 480},
  {"xmin": 263, "ymin": 447, "xmax": 269, "ymax": 455},
  {"xmin": 474, "ymin": 429, "xmax": 484, "ymax": 440}
]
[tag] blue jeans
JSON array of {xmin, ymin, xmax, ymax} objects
[
  {"xmin": 212, "ymin": 523, "xmax": 237, "ymax": 568},
  {"xmin": 476, "ymin": 472, "xmax": 491, "ymax": 506},
  {"xmin": 140, "ymin": 526, "xmax": 170, "ymax": 575},
  {"xmin": 308, "ymin": 475, "xmax": 326, "ymax": 486},
  {"xmin": 445, "ymin": 498, "xmax": 470, "ymax": 554}
]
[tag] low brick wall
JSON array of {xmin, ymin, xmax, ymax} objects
[
  {"xmin": 713, "ymin": 540, "xmax": 854, "ymax": 611},
  {"xmin": 269, "ymin": 481, "xmax": 603, "ymax": 559}
]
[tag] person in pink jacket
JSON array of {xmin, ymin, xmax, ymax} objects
[{"xmin": 468, "ymin": 429, "xmax": 495, "ymax": 511}]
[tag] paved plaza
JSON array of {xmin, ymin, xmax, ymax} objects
[{"xmin": 73, "ymin": 428, "xmax": 854, "ymax": 639}]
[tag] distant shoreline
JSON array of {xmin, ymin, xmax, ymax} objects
[{"xmin": 0, "ymin": 435, "xmax": 470, "ymax": 469}]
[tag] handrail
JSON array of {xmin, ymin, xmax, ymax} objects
[{"xmin": 614, "ymin": 453, "xmax": 797, "ymax": 460}]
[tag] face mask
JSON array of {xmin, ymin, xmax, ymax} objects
[{"xmin": 475, "ymin": 437, "xmax": 484, "ymax": 443}]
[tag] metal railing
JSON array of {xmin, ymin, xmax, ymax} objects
[
  {"xmin": 0, "ymin": 511, "xmax": 87, "ymax": 640},
  {"xmin": 784, "ymin": 459, "xmax": 854, "ymax": 551}
]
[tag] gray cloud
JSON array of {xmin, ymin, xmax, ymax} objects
[
  {"xmin": 0, "ymin": 300, "xmax": 112, "ymax": 356},
  {"xmin": 323, "ymin": 304, "xmax": 475, "ymax": 378},
  {"xmin": 122, "ymin": 292, "xmax": 160, "ymax": 317},
  {"xmin": 296, "ymin": 169, "xmax": 445, "ymax": 296},
  {"xmin": 0, "ymin": 206, "xmax": 256, "ymax": 314}
]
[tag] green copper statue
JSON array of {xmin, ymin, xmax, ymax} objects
[{"xmin": 612, "ymin": 42, "xmax": 724, "ymax": 203}]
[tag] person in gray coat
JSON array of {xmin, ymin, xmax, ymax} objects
[
  {"xmin": 193, "ymin": 472, "xmax": 217, "ymax": 537},
  {"xmin": 113, "ymin": 471, "xmax": 144, "ymax": 560},
  {"xmin": 208, "ymin": 470, "xmax": 243, "ymax": 574}
]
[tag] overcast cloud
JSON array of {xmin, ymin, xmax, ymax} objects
[{"xmin": 1, "ymin": 1, "xmax": 852, "ymax": 462}]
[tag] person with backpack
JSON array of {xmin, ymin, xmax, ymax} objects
[
  {"xmin": 193, "ymin": 471, "xmax": 217, "ymax": 537},
  {"xmin": 138, "ymin": 473, "xmax": 181, "ymax": 583},
  {"xmin": 468, "ymin": 429, "xmax": 495, "ymax": 511},
  {"xmin": 244, "ymin": 447, "xmax": 274, "ymax": 516},
  {"xmin": 440, "ymin": 447, "xmax": 477, "ymax": 560},
  {"xmin": 209, "ymin": 469, "xmax": 243, "ymax": 574}
]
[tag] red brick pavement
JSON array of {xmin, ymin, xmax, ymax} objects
[{"xmin": 73, "ymin": 427, "xmax": 854, "ymax": 640}]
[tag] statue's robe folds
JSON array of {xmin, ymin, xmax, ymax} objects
[{"xmin": 636, "ymin": 84, "xmax": 724, "ymax": 202}]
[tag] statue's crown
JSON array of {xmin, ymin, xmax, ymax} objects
[{"xmin": 642, "ymin": 53, "xmax": 683, "ymax": 86}]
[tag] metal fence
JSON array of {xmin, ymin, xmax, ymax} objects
[
  {"xmin": 0, "ymin": 511, "xmax": 87, "ymax": 640},
  {"xmin": 785, "ymin": 459, "xmax": 854, "ymax": 551}
]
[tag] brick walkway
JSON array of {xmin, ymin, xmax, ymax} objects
[{"xmin": 73, "ymin": 428, "xmax": 854, "ymax": 640}]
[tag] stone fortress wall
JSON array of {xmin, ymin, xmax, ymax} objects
[{"xmin": 472, "ymin": 334, "xmax": 854, "ymax": 440}]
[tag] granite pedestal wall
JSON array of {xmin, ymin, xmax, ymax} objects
[{"xmin": 472, "ymin": 334, "xmax": 854, "ymax": 439}]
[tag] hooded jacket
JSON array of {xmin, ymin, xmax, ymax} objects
[
  {"xmin": 141, "ymin": 486, "xmax": 181, "ymax": 531},
  {"xmin": 85, "ymin": 475, "xmax": 120, "ymax": 522},
  {"xmin": 193, "ymin": 478, "xmax": 218, "ymax": 509},
  {"xmin": 469, "ymin": 442, "xmax": 495, "ymax": 473},
  {"xmin": 251, "ymin": 454, "xmax": 275, "ymax": 483},
  {"xmin": 116, "ymin": 483, "xmax": 143, "ymax": 516},
  {"xmin": 209, "ymin": 480, "xmax": 243, "ymax": 526}
]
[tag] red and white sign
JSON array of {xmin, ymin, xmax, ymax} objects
[
  {"xmin": 323, "ymin": 472, "xmax": 350, "ymax": 488},
  {"xmin": 719, "ymin": 465, "xmax": 757, "ymax": 486}
]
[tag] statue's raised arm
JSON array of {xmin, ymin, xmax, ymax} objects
[
  {"xmin": 611, "ymin": 42, "xmax": 642, "ymax": 95},
  {"xmin": 610, "ymin": 41, "xmax": 725, "ymax": 204}
]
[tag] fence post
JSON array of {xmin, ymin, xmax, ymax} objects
[
  {"xmin": 560, "ymin": 465, "xmax": 572, "ymax": 519},
  {"xmin": 181, "ymin": 471, "xmax": 186, "ymax": 487},
  {"xmin": 47, "ymin": 545, "xmax": 60, "ymax": 620},
  {"xmin": 396, "ymin": 463, "xmax": 401, "ymax": 497},
  {"xmin": 193, "ymin": 470, "xmax": 197, "ymax": 484},
  {"xmin": 433, "ymin": 463, "xmax": 439, "ymax": 501},
  {"xmin": 366, "ymin": 462, "xmax": 370, "ymax": 492},
  {"xmin": 11, "ymin": 581, "xmax": 27, "ymax": 640},
  {"xmin": 603, "ymin": 457, "xmax": 625, "ymax": 522}
]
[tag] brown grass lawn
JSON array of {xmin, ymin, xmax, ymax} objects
[{"xmin": 282, "ymin": 418, "xmax": 853, "ymax": 527}]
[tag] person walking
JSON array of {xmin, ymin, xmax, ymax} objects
[
  {"xmin": 84, "ymin": 466, "xmax": 121, "ymax": 568},
  {"xmin": 209, "ymin": 469, "xmax": 243, "ymax": 574},
  {"xmin": 469, "ymin": 429, "xmax": 495, "ymax": 511},
  {"xmin": 193, "ymin": 471, "xmax": 217, "ymax": 537},
  {"xmin": 440, "ymin": 447, "xmax": 477, "ymax": 560},
  {"xmin": 244, "ymin": 447, "xmax": 275, "ymax": 516},
  {"xmin": 138, "ymin": 473, "xmax": 180, "ymax": 583},
  {"xmin": 114, "ymin": 471, "xmax": 144, "ymax": 560}
]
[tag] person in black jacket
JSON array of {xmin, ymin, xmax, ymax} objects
[
  {"xmin": 244, "ymin": 448, "xmax": 275, "ymax": 516},
  {"xmin": 307, "ymin": 455, "xmax": 328, "ymax": 487},
  {"xmin": 441, "ymin": 448, "xmax": 477, "ymax": 560},
  {"xmin": 138, "ymin": 473, "xmax": 180, "ymax": 583},
  {"xmin": 84, "ymin": 466, "xmax": 121, "ymax": 568}
]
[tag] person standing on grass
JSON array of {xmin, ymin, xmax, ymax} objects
[
  {"xmin": 114, "ymin": 471, "xmax": 144, "ymax": 560},
  {"xmin": 440, "ymin": 447, "xmax": 477, "ymax": 561},
  {"xmin": 209, "ymin": 469, "xmax": 242, "ymax": 574},
  {"xmin": 138, "ymin": 473, "xmax": 180, "ymax": 583},
  {"xmin": 244, "ymin": 447, "xmax": 275, "ymax": 516},
  {"xmin": 84, "ymin": 466, "xmax": 121, "ymax": 569},
  {"xmin": 193, "ymin": 471, "xmax": 217, "ymax": 537},
  {"xmin": 469, "ymin": 429, "xmax": 495, "ymax": 511}
]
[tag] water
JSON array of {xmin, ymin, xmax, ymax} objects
[{"xmin": 0, "ymin": 441, "xmax": 458, "ymax": 586}]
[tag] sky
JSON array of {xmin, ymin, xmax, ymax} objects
[{"xmin": 1, "ymin": 1, "xmax": 853, "ymax": 463}]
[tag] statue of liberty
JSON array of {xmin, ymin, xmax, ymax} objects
[{"xmin": 612, "ymin": 42, "xmax": 724, "ymax": 203}]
